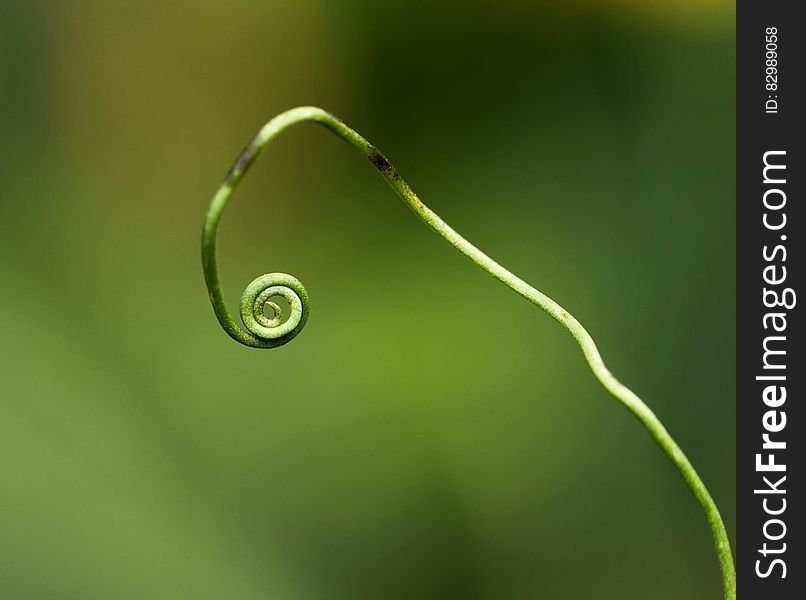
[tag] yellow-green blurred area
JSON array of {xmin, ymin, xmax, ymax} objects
[{"xmin": 1, "ymin": 1, "xmax": 734, "ymax": 598}]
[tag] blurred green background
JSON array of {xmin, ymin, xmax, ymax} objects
[{"xmin": 1, "ymin": 1, "xmax": 734, "ymax": 598}]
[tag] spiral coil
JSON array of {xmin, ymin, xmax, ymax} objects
[{"xmin": 239, "ymin": 273, "xmax": 309, "ymax": 345}]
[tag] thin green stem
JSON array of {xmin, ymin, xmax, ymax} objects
[{"xmin": 201, "ymin": 106, "xmax": 735, "ymax": 598}]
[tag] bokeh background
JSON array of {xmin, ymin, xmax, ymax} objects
[{"xmin": 1, "ymin": 1, "xmax": 734, "ymax": 598}]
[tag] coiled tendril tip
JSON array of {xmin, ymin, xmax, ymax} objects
[{"xmin": 239, "ymin": 273, "xmax": 309, "ymax": 346}]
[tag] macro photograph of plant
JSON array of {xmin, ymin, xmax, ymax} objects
[{"xmin": 2, "ymin": 2, "xmax": 735, "ymax": 599}]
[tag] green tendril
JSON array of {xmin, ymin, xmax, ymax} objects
[{"xmin": 201, "ymin": 106, "xmax": 735, "ymax": 598}]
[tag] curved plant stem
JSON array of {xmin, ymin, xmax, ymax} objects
[{"xmin": 202, "ymin": 106, "xmax": 736, "ymax": 598}]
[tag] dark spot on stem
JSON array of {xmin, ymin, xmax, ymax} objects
[
  {"xmin": 369, "ymin": 152, "xmax": 394, "ymax": 173},
  {"xmin": 228, "ymin": 142, "xmax": 257, "ymax": 178},
  {"xmin": 559, "ymin": 311, "xmax": 569, "ymax": 319}
]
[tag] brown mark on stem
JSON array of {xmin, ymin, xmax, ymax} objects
[
  {"xmin": 369, "ymin": 152, "xmax": 394, "ymax": 173},
  {"xmin": 229, "ymin": 141, "xmax": 258, "ymax": 178}
]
